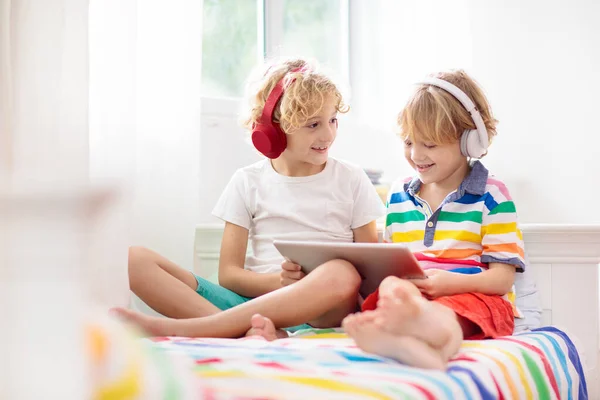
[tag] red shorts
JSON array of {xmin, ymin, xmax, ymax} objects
[{"xmin": 362, "ymin": 289, "xmax": 514, "ymax": 340}]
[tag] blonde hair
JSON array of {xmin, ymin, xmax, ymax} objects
[
  {"xmin": 398, "ymin": 70, "xmax": 498, "ymax": 147},
  {"xmin": 242, "ymin": 58, "xmax": 349, "ymax": 134}
]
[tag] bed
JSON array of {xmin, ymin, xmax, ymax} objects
[{"xmin": 90, "ymin": 224, "xmax": 600, "ymax": 399}]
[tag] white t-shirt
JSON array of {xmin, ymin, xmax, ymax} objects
[{"xmin": 212, "ymin": 158, "xmax": 386, "ymax": 273}]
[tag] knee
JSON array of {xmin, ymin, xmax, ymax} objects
[
  {"xmin": 128, "ymin": 246, "xmax": 150, "ymax": 273},
  {"xmin": 315, "ymin": 259, "xmax": 361, "ymax": 299},
  {"xmin": 380, "ymin": 275, "xmax": 402, "ymax": 288}
]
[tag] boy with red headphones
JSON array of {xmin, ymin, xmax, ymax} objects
[
  {"xmin": 342, "ymin": 70, "xmax": 526, "ymax": 369},
  {"xmin": 114, "ymin": 58, "xmax": 385, "ymax": 338}
]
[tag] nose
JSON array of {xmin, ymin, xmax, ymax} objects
[
  {"xmin": 411, "ymin": 145, "xmax": 425, "ymax": 162},
  {"xmin": 321, "ymin": 121, "xmax": 336, "ymax": 142}
]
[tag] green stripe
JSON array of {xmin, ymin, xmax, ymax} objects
[
  {"xmin": 386, "ymin": 211, "xmax": 425, "ymax": 225},
  {"xmin": 521, "ymin": 349, "xmax": 551, "ymax": 400},
  {"xmin": 488, "ymin": 201, "xmax": 516, "ymax": 215},
  {"xmin": 148, "ymin": 344, "xmax": 182, "ymax": 400},
  {"xmin": 437, "ymin": 211, "xmax": 482, "ymax": 223}
]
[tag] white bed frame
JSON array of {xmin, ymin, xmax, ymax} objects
[{"xmin": 195, "ymin": 223, "xmax": 600, "ymax": 398}]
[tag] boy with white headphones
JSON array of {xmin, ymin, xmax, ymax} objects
[{"xmin": 343, "ymin": 70, "xmax": 526, "ymax": 369}]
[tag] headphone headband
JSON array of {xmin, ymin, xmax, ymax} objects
[
  {"xmin": 418, "ymin": 77, "xmax": 489, "ymax": 158},
  {"xmin": 252, "ymin": 66, "xmax": 307, "ymax": 158}
]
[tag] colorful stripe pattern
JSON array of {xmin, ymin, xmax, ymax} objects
[
  {"xmin": 148, "ymin": 326, "xmax": 587, "ymax": 399},
  {"xmin": 385, "ymin": 161, "xmax": 525, "ymax": 316},
  {"xmin": 385, "ymin": 161, "xmax": 525, "ymax": 271}
]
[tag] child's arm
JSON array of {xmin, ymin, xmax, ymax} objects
[
  {"xmin": 410, "ymin": 264, "xmax": 515, "ymax": 298},
  {"xmin": 218, "ymin": 222, "xmax": 281, "ymax": 298},
  {"xmin": 352, "ymin": 220, "xmax": 379, "ymax": 243}
]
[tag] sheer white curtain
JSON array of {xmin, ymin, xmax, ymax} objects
[
  {"xmin": 1, "ymin": 0, "xmax": 204, "ymax": 396},
  {"xmin": 89, "ymin": 0, "xmax": 204, "ymax": 278},
  {"xmin": 1, "ymin": 1, "xmax": 92, "ymax": 398}
]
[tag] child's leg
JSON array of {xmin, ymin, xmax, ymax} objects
[
  {"xmin": 128, "ymin": 246, "xmax": 221, "ymax": 318},
  {"xmin": 343, "ymin": 312, "xmax": 447, "ymax": 370},
  {"xmin": 113, "ymin": 259, "xmax": 361, "ymax": 338},
  {"xmin": 343, "ymin": 277, "xmax": 463, "ymax": 369}
]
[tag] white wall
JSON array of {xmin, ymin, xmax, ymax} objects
[
  {"xmin": 200, "ymin": 0, "xmax": 600, "ymax": 225},
  {"xmin": 198, "ymin": 99, "xmax": 261, "ymax": 224},
  {"xmin": 467, "ymin": 0, "xmax": 600, "ymax": 224}
]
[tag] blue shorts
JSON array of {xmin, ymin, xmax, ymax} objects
[{"xmin": 194, "ymin": 274, "xmax": 311, "ymax": 332}]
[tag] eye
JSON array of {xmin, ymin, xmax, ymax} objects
[
  {"xmin": 424, "ymin": 143, "xmax": 437, "ymax": 149},
  {"xmin": 404, "ymin": 140, "xmax": 412, "ymax": 147},
  {"xmin": 307, "ymin": 122, "xmax": 319, "ymax": 129},
  {"xmin": 330, "ymin": 117, "xmax": 338, "ymax": 124}
]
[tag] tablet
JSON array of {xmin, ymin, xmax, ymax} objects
[{"xmin": 272, "ymin": 240, "xmax": 426, "ymax": 297}]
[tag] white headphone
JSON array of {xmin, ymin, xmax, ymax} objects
[{"xmin": 418, "ymin": 77, "xmax": 489, "ymax": 159}]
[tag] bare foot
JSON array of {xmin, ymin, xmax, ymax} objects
[
  {"xmin": 375, "ymin": 282, "xmax": 455, "ymax": 352},
  {"xmin": 374, "ymin": 285, "xmax": 421, "ymax": 331},
  {"xmin": 110, "ymin": 307, "xmax": 177, "ymax": 337},
  {"xmin": 245, "ymin": 314, "xmax": 288, "ymax": 341},
  {"xmin": 344, "ymin": 310, "xmax": 446, "ymax": 370}
]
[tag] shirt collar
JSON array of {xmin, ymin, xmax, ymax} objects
[{"xmin": 403, "ymin": 160, "xmax": 489, "ymax": 197}]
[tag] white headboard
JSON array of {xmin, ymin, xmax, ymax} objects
[{"xmin": 195, "ymin": 223, "xmax": 600, "ymax": 397}]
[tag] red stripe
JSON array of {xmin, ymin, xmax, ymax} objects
[
  {"xmin": 195, "ymin": 357, "xmax": 222, "ymax": 365},
  {"xmin": 492, "ymin": 375, "xmax": 506, "ymax": 400},
  {"xmin": 497, "ymin": 337, "xmax": 560, "ymax": 399}
]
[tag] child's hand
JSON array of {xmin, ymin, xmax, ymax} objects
[
  {"xmin": 408, "ymin": 269, "xmax": 459, "ymax": 299},
  {"xmin": 280, "ymin": 260, "xmax": 306, "ymax": 286}
]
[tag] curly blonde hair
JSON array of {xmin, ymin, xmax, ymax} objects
[
  {"xmin": 242, "ymin": 58, "xmax": 349, "ymax": 134},
  {"xmin": 398, "ymin": 70, "xmax": 498, "ymax": 147}
]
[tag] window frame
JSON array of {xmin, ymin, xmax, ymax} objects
[{"xmin": 201, "ymin": 0, "xmax": 351, "ymax": 116}]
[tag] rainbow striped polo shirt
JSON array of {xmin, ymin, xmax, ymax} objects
[{"xmin": 385, "ymin": 160, "xmax": 526, "ymax": 276}]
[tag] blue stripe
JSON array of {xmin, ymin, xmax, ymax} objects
[
  {"xmin": 389, "ymin": 191, "xmax": 420, "ymax": 207},
  {"xmin": 483, "ymin": 194, "xmax": 498, "ymax": 212},
  {"xmin": 364, "ymin": 361, "xmax": 454, "ymax": 398},
  {"xmin": 455, "ymin": 193, "xmax": 498, "ymax": 212},
  {"xmin": 454, "ymin": 193, "xmax": 483, "ymax": 205},
  {"xmin": 533, "ymin": 327, "xmax": 588, "ymax": 399},
  {"xmin": 446, "ymin": 371, "xmax": 475, "ymax": 400},
  {"xmin": 447, "ymin": 366, "xmax": 496, "ymax": 400},
  {"xmin": 528, "ymin": 336, "xmax": 566, "ymax": 399},
  {"xmin": 449, "ymin": 267, "xmax": 483, "ymax": 275}
]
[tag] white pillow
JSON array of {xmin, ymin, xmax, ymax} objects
[{"xmin": 514, "ymin": 253, "xmax": 542, "ymax": 332}]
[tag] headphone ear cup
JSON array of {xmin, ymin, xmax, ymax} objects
[
  {"xmin": 460, "ymin": 130, "xmax": 471, "ymax": 157},
  {"xmin": 252, "ymin": 123, "xmax": 287, "ymax": 159},
  {"xmin": 461, "ymin": 129, "xmax": 486, "ymax": 159}
]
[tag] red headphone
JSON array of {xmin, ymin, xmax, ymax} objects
[{"xmin": 251, "ymin": 67, "xmax": 305, "ymax": 159}]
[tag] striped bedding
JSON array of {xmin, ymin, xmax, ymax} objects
[{"xmin": 147, "ymin": 326, "xmax": 587, "ymax": 399}]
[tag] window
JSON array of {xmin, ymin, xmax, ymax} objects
[
  {"xmin": 201, "ymin": 0, "xmax": 258, "ymax": 98},
  {"xmin": 201, "ymin": 0, "xmax": 348, "ymax": 99}
]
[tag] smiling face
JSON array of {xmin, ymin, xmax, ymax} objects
[
  {"xmin": 397, "ymin": 70, "xmax": 497, "ymax": 189},
  {"xmin": 403, "ymin": 137, "xmax": 468, "ymax": 187},
  {"xmin": 281, "ymin": 95, "xmax": 338, "ymax": 166}
]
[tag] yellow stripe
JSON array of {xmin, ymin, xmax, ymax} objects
[
  {"xmin": 434, "ymin": 230, "xmax": 481, "ymax": 243},
  {"xmin": 299, "ymin": 333, "xmax": 349, "ymax": 339},
  {"xmin": 461, "ymin": 343, "xmax": 533, "ymax": 399},
  {"xmin": 94, "ymin": 355, "xmax": 142, "ymax": 400},
  {"xmin": 391, "ymin": 230, "xmax": 424, "ymax": 243},
  {"xmin": 278, "ymin": 376, "xmax": 392, "ymax": 400},
  {"xmin": 481, "ymin": 222, "xmax": 518, "ymax": 236}
]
